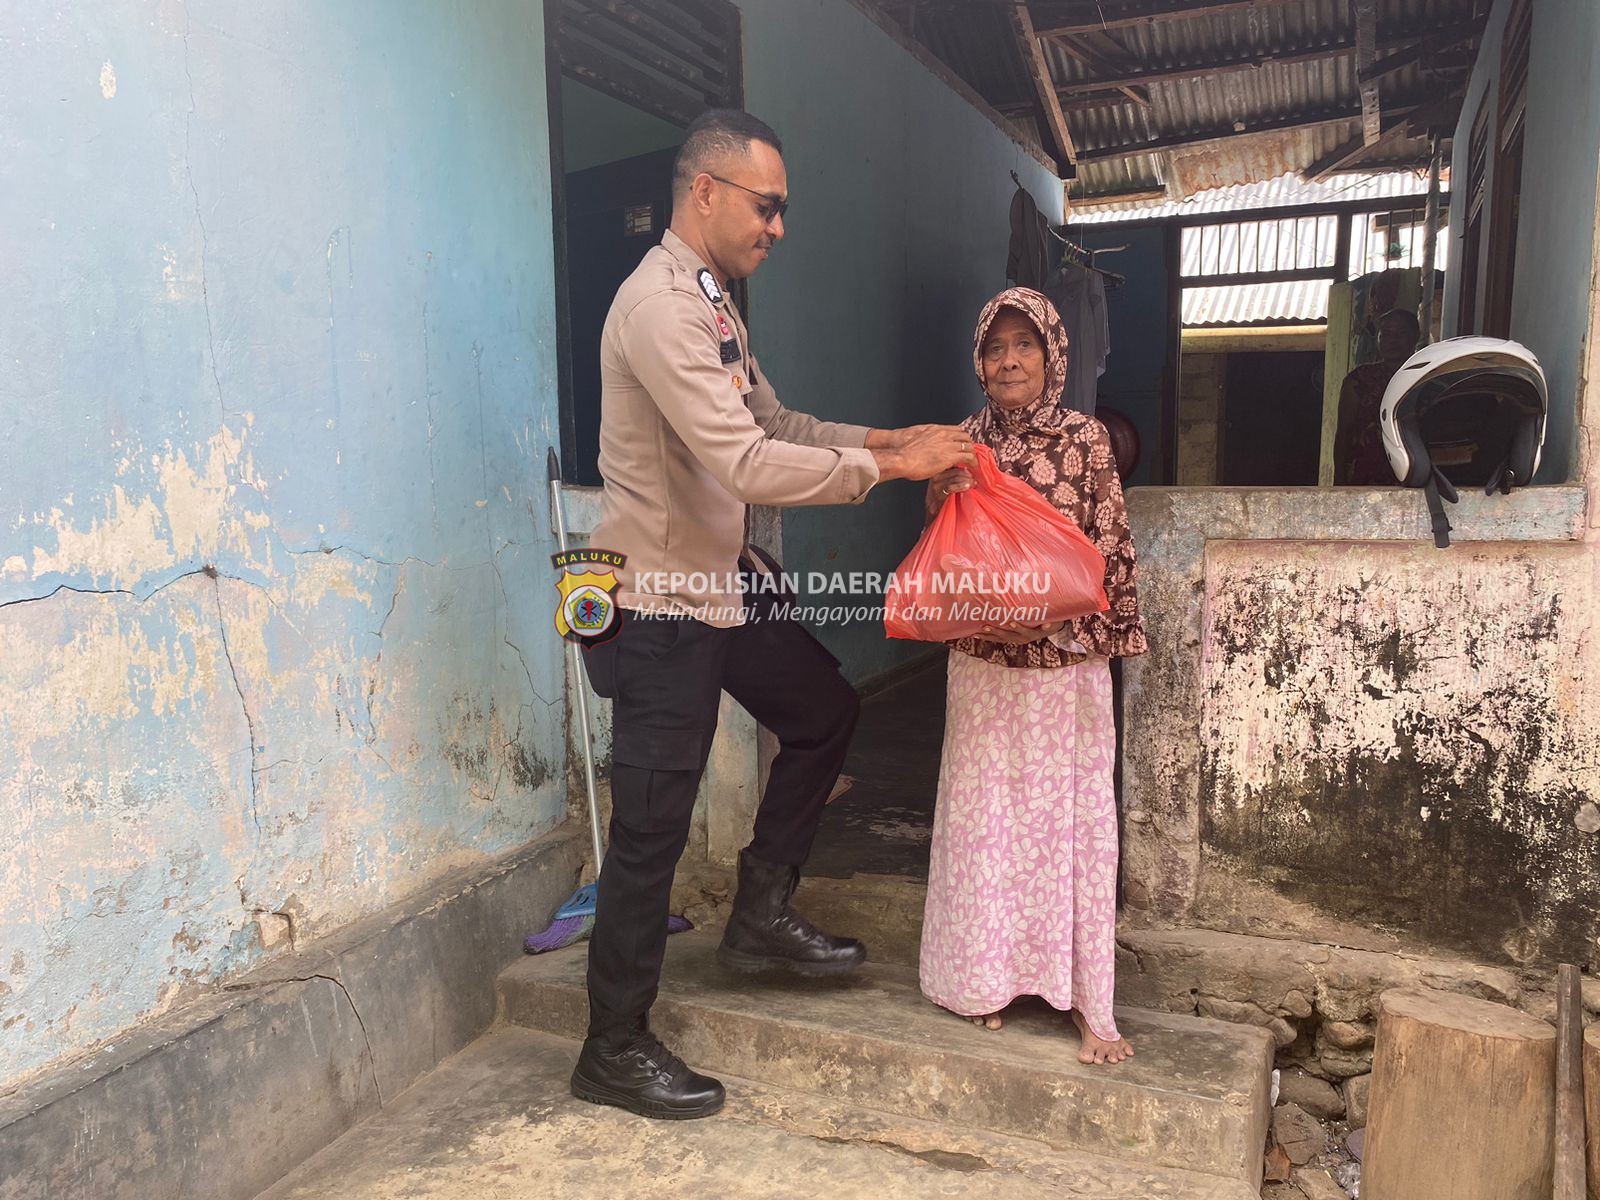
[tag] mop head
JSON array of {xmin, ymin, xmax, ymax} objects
[
  {"xmin": 524, "ymin": 911, "xmax": 595, "ymax": 954},
  {"xmin": 523, "ymin": 910, "xmax": 692, "ymax": 955}
]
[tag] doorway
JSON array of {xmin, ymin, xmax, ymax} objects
[{"xmin": 543, "ymin": 0, "xmax": 743, "ymax": 485}]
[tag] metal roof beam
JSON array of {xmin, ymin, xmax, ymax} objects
[
  {"xmin": 1047, "ymin": 33, "xmax": 1151, "ymax": 107},
  {"xmin": 1032, "ymin": 0, "xmax": 1300, "ymax": 38},
  {"xmin": 1360, "ymin": 17, "xmax": 1485, "ymax": 84},
  {"xmin": 1011, "ymin": 2, "xmax": 1078, "ymax": 174},
  {"xmin": 1054, "ymin": 18, "xmax": 1484, "ymax": 95},
  {"xmin": 1076, "ymin": 101, "xmax": 1421, "ymax": 164},
  {"xmin": 1301, "ymin": 91, "xmax": 1461, "ymax": 180},
  {"xmin": 1057, "ymin": 41, "xmax": 1344, "ymax": 94},
  {"xmin": 1355, "ymin": 0, "xmax": 1382, "ymax": 144}
]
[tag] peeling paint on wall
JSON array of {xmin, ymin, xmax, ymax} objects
[
  {"xmin": 0, "ymin": 0, "xmax": 564, "ymax": 1091},
  {"xmin": 1119, "ymin": 484, "xmax": 1592, "ymax": 945},
  {"xmin": 1199, "ymin": 541, "xmax": 1600, "ymax": 966}
]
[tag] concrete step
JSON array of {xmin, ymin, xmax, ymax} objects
[
  {"xmin": 498, "ymin": 932, "xmax": 1274, "ymax": 1185},
  {"xmin": 255, "ymin": 1025, "xmax": 1259, "ymax": 1200}
]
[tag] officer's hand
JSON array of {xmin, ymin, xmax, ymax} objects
[
  {"xmin": 874, "ymin": 426, "xmax": 976, "ymax": 482},
  {"xmin": 868, "ymin": 423, "xmax": 963, "ymax": 450}
]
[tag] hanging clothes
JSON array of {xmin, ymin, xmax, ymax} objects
[
  {"xmin": 1007, "ymin": 185, "xmax": 1051, "ymax": 290},
  {"xmin": 1044, "ymin": 263, "xmax": 1110, "ymax": 415}
]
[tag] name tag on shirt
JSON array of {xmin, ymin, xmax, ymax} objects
[{"xmin": 719, "ymin": 338, "xmax": 741, "ymax": 365}]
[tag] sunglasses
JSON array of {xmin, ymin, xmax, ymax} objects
[{"xmin": 708, "ymin": 174, "xmax": 789, "ymax": 223}]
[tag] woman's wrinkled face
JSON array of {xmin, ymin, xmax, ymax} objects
[{"xmin": 981, "ymin": 309, "xmax": 1047, "ymax": 410}]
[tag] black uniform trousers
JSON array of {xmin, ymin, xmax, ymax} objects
[{"xmin": 578, "ymin": 567, "xmax": 859, "ymax": 1044}]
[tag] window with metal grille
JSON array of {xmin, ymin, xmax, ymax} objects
[
  {"xmin": 1457, "ymin": 98, "xmax": 1491, "ymax": 334},
  {"xmin": 1177, "ymin": 205, "xmax": 1446, "ymax": 328},
  {"xmin": 1482, "ymin": 0, "xmax": 1530, "ymax": 338},
  {"xmin": 1350, "ymin": 208, "xmax": 1451, "ymax": 277},
  {"xmin": 1181, "ymin": 216, "xmax": 1341, "ymax": 280},
  {"xmin": 1498, "ymin": 0, "xmax": 1531, "ymax": 151}
]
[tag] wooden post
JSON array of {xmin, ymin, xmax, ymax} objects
[
  {"xmin": 1585, "ymin": 1021, "xmax": 1599, "ymax": 1200},
  {"xmin": 1556, "ymin": 965, "xmax": 1585, "ymax": 1200},
  {"xmin": 1365, "ymin": 987, "xmax": 1556, "ymax": 1200},
  {"xmin": 1418, "ymin": 132, "xmax": 1443, "ymax": 345}
]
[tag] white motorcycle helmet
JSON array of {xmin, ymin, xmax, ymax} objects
[{"xmin": 1379, "ymin": 336, "xmax": 1547, "ymax": 546}]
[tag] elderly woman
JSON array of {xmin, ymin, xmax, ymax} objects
[{"xmin": 919, "ymin": 287, "xmax": 1146, "ymax": 1065}]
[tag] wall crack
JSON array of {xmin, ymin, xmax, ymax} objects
[
  {"xmin": 211, "ymin": 574, "xmax": 264, "ymax": 906},
  {"xmin": 223, "ymin": 972, "xmax": 385, "ymax": 1106},
  {"xmin": 181, "ymin": 3, "xmax": 229, "ymax": 424}
]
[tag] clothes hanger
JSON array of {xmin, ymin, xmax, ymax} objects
[{"xmin": 1009, "ymin": 171, "xmax": 1127, "ymax": 288}]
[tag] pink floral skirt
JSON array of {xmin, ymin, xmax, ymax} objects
[{"xmin": 919, "ymin": 649, "xmax": 1121, "ymax": 1040}]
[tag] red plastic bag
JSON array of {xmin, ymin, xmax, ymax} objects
[{"xmin": 884, "ymin": 445, "xmax": 1108, "ymax": 642}]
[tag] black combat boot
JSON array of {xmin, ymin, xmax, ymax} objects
[
  {"xmin": 716, "ymin": 850, "xmax": 867, "ymax": 975},
  {"xmin": 570, "ymin": 1027, "xmax": 725, "ymax": 1120}
]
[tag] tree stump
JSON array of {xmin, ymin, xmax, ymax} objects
[
  {"xmin": 1364, "ymin": 986, "xmax": 1555, "ymax": 1200},
  {"xmin": 1585, "ymin": 1022, "xmax": 1599, "ymax": 1200}
]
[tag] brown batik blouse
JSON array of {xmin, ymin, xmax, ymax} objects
[{"xmin": 946, "ymin": 287, "xmax": 1148, "ymax": 670}]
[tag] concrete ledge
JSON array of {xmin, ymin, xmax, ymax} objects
[
  {"xmin": 1125, "ymin": 483, "xmax": 1588, "ymax": 545},
  {"xmin": 1118, "ymin": 481, "xmax": 1591, "ymax": 923},
  {"xmin": 501, "ymin": 932, "xmax": 1274, "ymax": 1184},
  {"xmin": 0, "ymin": 826, "xmax": 584, "ymax": 1200}
]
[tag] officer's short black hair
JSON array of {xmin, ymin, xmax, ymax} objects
[{"xmin": 672, "ymin": 109, "xmax": 784, "ymax": 199}]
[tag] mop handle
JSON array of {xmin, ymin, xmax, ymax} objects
[{"xmin": 548, "ymin": 449, "xmax": 606, "ymax": 876}]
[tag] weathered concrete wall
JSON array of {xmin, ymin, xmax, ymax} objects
[
  {"xmin": 1119, "ymin": 484, "xmax": 1596, "ymax": 968},
  {"xmin": 1199, "ymin": 540, "xmax": 1597, "ymax": 965},
  {"xmin": 738, "ymin": 0, "xmax": 1064, "ymax": 686},
  {"xmin": 0, "ymin": 1, "xmax": 566, "ymax": 1090}
]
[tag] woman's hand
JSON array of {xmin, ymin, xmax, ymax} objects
[
  {"xmin": 925, "ymin": 467, "xmax": 975, "ymax": 518},
  {"xmin": 978, "ymin": 619, "xmax": 1066, "ymax": 645}
]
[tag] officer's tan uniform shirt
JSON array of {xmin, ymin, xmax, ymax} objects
[{"xmin": 591, "ymin": 229, "xmax": 880, "ymax": 627}]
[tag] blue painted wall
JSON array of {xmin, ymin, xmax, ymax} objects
[
  {"xmin": 1442, "ymin": 0, "xmax": 1600, "ymax": 481},
  {"xmin": 736, "ymin": 0, "xmax": 1064, "ymax": 684},
  {"xmin": 0, "ymin": 1, "xmax": 566, "ymax": 1088},
  {"xmin": 1074, "ymin": 224, "xmax": 1169, "ymax": 488},
  {"xmin": 561, "ymin": 78, "xmax": 684, "ymax": 174}
]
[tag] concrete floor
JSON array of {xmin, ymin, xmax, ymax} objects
[
  {"xmin": 249, "ymin": 659, "xmax": 1268, "ymax": 1200},
  {"xmin": 806, "ymin": 656, "xmax": 946, "ymax": 881},
  {"xmin": 253, "ymin": 1026, "xmax": 1257, "ymax": 1200}
]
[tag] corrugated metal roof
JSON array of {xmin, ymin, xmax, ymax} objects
[
  {"xmin": 1183, "ymin": 279, "xmax": 1333, "ymax": 326},
  {"xmin": 1072, "ymin": 168, "xmax": 1440, "ymax": 222},
  {"xmin": 893, "ymin": 0, "xmax": 1480, "ymax": 201}
]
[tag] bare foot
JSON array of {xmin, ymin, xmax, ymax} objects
[
  {"xmin": 942, "ymin": 1006, "xmax": 1002, "ymax": 1030},
  {"xmin": 1069, "ymin": 1009, "xmax": 1134, "ymax": 1064}
]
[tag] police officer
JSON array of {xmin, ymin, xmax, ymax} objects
[{"xmin": 570, "ymin": 109, "xmax": 976, "ymax": 1120}]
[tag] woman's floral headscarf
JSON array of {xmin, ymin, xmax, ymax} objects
[
  {"xmin": 950, "ymin": 286, "xmax": 1148, "ymax": 669},
  {"xmin": 969, "ymin": 286, "xmax": 1071, "ymax": 436}
]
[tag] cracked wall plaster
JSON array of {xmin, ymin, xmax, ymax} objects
[
  {"xmin": 1200, "ymin": 542, "xmax": 1600, "ymax": 966},
  {"xmin": 0, "ymin": 0, "xmax": 564, "ymax": 1090}
]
